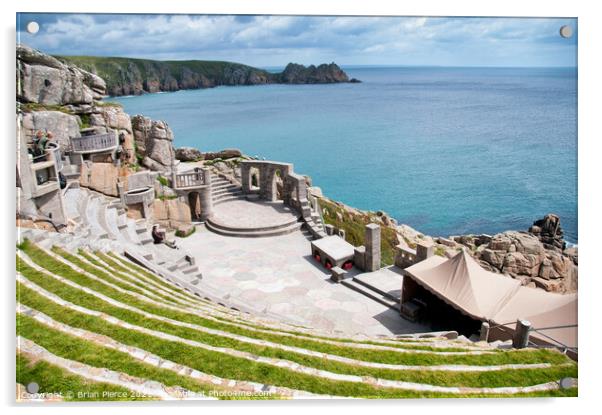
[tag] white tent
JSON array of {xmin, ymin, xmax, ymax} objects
[{"xmin": 404, "ymin": 250, "xmax": 577, "ymax": 348}]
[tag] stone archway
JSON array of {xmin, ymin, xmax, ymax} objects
[
  {"xmin": 250, "ymin": 167, "xmax": 261, "ymax": 191},
  {"xmin": 188, "ymin": 191, "xmax": 202, "ymax": 222}
]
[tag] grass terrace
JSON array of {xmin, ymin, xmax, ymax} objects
[{"xmin": 15, "ymin": 240, "xmax": 578, "ymax": 400}]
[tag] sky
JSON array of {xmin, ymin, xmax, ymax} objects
[{"xmin": 16, "ymin": 13, "xmax": 577, "ymax": 67}]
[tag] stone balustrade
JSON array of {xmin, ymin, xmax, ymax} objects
[
  {"xmin": 395, "ymin": 246, "xmax": 418, "ymax": 269},
  {"xmin": 45, "ymin": 142, "xmax": 62, "ymax": 172},
  {"xmin": 123, "ymin": 187, "xmax": 155, "ymax": 206},
  {"xmin": 174, "ymin": 169, "xmax": 206, "ymax": 189},
  {"xmin": 71, "ymin": 132, "xmax": 117, "ymax": 154},
  {"xmin": 126, "ymin": 171, "xmax": 154, "ymax": 192}
]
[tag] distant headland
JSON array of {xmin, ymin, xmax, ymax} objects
[{"xmin": 54, "ymin": 55, "xmax": 360, "ymax": 97}]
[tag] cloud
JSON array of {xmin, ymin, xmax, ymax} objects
[{"xmin": 16, "ymin": 13, "xmax": 577, "ymax": 67}]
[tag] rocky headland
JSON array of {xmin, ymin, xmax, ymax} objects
[{"xmin": 54, "ymin": 55, "xmax": 357, "ymax": 97}]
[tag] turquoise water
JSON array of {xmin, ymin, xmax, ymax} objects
[{"xmin": 113, "ymin": 66, "xmax": 577, "ymax": 242}]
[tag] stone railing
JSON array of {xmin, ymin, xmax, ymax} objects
[
  {"xmin": 174, "ymin": 170, "xmax": 206, "ymax": 189},
  {"xmin": 123, "ymin": 187, "xmax": 155, "ymax": 206},
  {"xmin": 126, "ymin": 171, "xmax": 154, "ymax": 192},
  {"xmin": 45, "ymin": 142, "xmax": 62, "ymax": 172},
  {"xmin": 71, "ymin": 132, "xmax": 117, "ymax": 154},
  {"xmin": 395, "ymin": 246, "xmax": 418, "ymax": 269}
]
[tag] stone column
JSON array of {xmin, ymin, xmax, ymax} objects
[
  {"xmin": 365, "ymin": 223, "xmax": 381, "ymax": 272},
  {"xmin": 354, "ymin": 246, "xmax": 366, "ymax": 271},
  {"xmin": 416, "ymin": 242, "xmax": 434, "ymax": 262},
  {"xmin": 479, "ymin": 322, "xmax": 490, "ymax": 342},
  {"xmin": 512, "ymin": 319, "xmax": 532, "ymax": 349},
  {"xmin": 198, "ymin": 187, "xmax": 213, "ymax": 221},
  {"xmin": 241, "ymin": 163, "xmax": 251, "ymax": 194}
]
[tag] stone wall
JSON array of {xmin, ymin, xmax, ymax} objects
[
  {"xmin": 241, "ymin": 160, "xmax": 293, "ymax": 201},
  {"xmin": 80, "ymin": 162, "xmax": 133, "ymax": 197},
  {"xmin": 152, "ymin": 199, "xmax": 192, "ymax": 228}
]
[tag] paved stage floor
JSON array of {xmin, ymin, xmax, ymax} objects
[
  {"xmin": 210, "ymin": 199, "xmax": 299, "ymax": 229},
  {"xmin": 178, "ymin": 224, "xmax": 429, "ymax": 337}
]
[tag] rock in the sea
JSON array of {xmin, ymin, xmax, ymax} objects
[
  {"xmin": 529, "ymin": 213, "xmax": 566, "ymax": 250},
  {"xmin": 175, "ymin": 147, "xmax": 203, "ymax": 162},
  {"xmin": 278, "ymin": 62, "xmax": 350, "ymax": 84}
]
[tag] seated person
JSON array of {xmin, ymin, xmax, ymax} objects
[
  {"xmin": 151, "ymin": 225, "xmax": 177, "ymax": 249},
  {"xmin": 30, "ymin": 130, "xmax": 46, "ymax": 161}
]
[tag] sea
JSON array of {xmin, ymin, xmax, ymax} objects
[{"xmin": 113, "ymin": 66, "xmax": 578, "ymax": 243}]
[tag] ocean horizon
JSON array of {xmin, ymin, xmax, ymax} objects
[{"xmin": 113, "ymin": 65, "xmax": 578, "ymax": 243}]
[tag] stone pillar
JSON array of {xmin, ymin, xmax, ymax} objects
[
  {"xmin": 479, "ymin": 322, "xmax": 490, "ymax": 342},
  {"xmin": 266, "ymin": 169, "xmax": 277, "ymax": 202},
  {"xmin": 202, "ymin": 167, "xmax": 212, "ymax": 187},
  {"xmin": 365, "ymin": 223, "xmax": 381, "ymax": 272},
  {"xmin": 324, "ymin": 224, "xmax": 335, "ymax": 236},
  {"xmin": 354, "ymin": 246, "xmax": 366, "ymax": 271},
  {"xmin": 416, "ymin": 241, "xmax": 434, "ymax": 262},
  {"xmin": 241, "ymin": 164, "xmax": 251, "ymax": 194},
  {"xmin": 512, "ymin": 319, "xmax": 532, "ymax": 349},
  {"xmin": 198, "ymin": 187, "xmax": 213, "ymax": 221}
]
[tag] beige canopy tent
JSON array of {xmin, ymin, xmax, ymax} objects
[{"xmin": 403, "ymin": 250, "xmax": 577, "ymax": 349}]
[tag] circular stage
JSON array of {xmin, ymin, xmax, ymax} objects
[{"xmin": 206, "ymin": 199, "xmax": 302, "ymax": 237}]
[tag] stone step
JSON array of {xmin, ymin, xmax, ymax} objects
[
  {"xmin": 353, "ymin": 276, "xmax": 401, "ymax": 304},
  {"xmin": 96, "ymin": 203, "xmax": 116, "ymax": 240},
  {"xmin": 213, "ymin": 195, "xmax": 246, "ymax": 205},
  {"xmin": 207, "ymin": 216, "xmax": 301, "ymax": 233},
  {"xmin": 205, "ymin": 220, "xmax": 302, "ymax": 238},
  {"xmin": 212, "ymin": 189, "xmax": 243, "ymax": 200},
  {"xmin": 340, "ymin": 278, "xmax": 399, "ymax": 310},
  {"xmin": 180, "ymin": 265, "xmax": 199, "ymax": 275},
  {"xmin": 212, "ymin": 183, "xmax": 237, "ymax": 191},
  {"xmin": 86, "ymin": 198, "xmax": 109, "ymax": 240},
  {"xmin": 212, "ymin": 187, "xmax": 240, "ymax": 197}
]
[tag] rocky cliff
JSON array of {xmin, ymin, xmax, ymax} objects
[
  {"xmin": 17, "ymin": 45, "xmax": 177, "ymax": 195},
  {"xmin": 453, "ymin": 214, "xmax": 578, "ymax": 293},
  {"xmin": 55, "ymin": 55, "xmax": 356, "ymax": 96}
]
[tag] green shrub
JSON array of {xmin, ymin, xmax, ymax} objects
[
  {"xmin": 156, "ymin": 175, "xmax": 169, "ymax": 187},
  {"xmin": 175, "ymin": 226, "xmax": 196, "ymax": 238}
]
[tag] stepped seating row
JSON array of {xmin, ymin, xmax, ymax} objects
[
  {"xmin": 54, "ymin": 188, "xmax": 205, "ymax": 285},
  {"xmin": 19, "ymin": 187, "xmax": 302, "ymax": 323},
  {"xmin": 15, "ymin": 240, "xmax": 578, "ymax": 400}
]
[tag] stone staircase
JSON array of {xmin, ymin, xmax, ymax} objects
[
  {"xmin": 211, "ymin": 174, "xmax": 244, "ymax": 205},
  {"xmin": 32, "ymin": 187, "xmax": 205, "ymax": 285},
  {"xmin": 341, "ymin": 277, "xmax": 401, "ymax": 310}
]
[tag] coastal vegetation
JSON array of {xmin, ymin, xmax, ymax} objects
[{"xmin": 319, "ymin": 198, "xmax": 399, "ymax": 266}]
